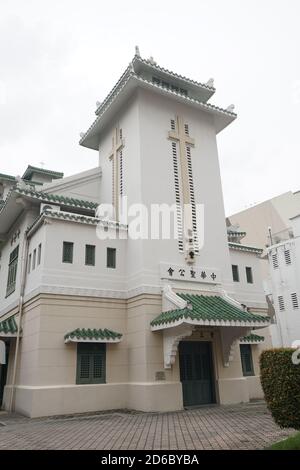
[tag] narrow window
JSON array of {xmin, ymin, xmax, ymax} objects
[
  {"xmin": 76, "ymin": 343, "xmax": 106, "ymax": 384},
  {"xmin": 232, "ymin": 265, "xmax": 239, "ymax": 282},
  {"xmin": 272, "ymin": 253, "xmax": 279, "ymax": 269},
  {"xmin": 107, "ymin": 247, "xmax": 116, "ymax": 269},
  {"xmin": 284, "ymin": 249, "xmax": 291, "ymax": 265},
  {"xmin": 278, "ymin": 295, "xmax": 285, "ymax": 311},
  {"xmin": 240, "ymin": 344, "xmax": 254, "ymax": 376},
  {"xmin": 62, "ymin": 242, "xmax": 74, "ymax": 263},
  {"xmin": 32, "ymin": 249, "xmax": 36, "ymax": 270},
  {"xmin": 85, "ymin": 245, "xmax": 95, "ymax": 266},
  {"xmin": 6, "ymin": 245, "xmax": 19, "ymax": 297},
  {"xmin": 291, "ymin": 293, "xmax": 299, "ymax": 309},
  {"xmin": 170, "ymin": 119, "xmax": 176, "ymax": 131},
  {"xmin": 37, "ymin": 243, "xmax": 42, "ymax": 265},
  {"xmin": 245, "ymin": 267, "xmax": 253, "ymax": 284},
  {"xmin": 28, "ymin": 254, "xmax": 31, "ymax": 274}
]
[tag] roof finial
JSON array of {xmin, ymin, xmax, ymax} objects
[
  {"xmin": 135, "ymin": 45, "xmax": 140, "ymax": 57},
  {"xmin": 148, "ymin": 56, "xmax": 156, "ymax": 65},
  {"xmin": 206, "ymin": 78, "xmax": 214, "ymax": 88},
  {"xmin": 226, "ymin": 104, "xmax": 235, "ymax": 113}
]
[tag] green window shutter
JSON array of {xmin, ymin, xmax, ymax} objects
[
  {"xmin": 77, "ymin": 353, "xmax": 91, "ymax": 384},
  {"xmin": 232, "ymin": 264, "xmax": 239, "ymax": 282},
  {"xmin": 6, "ymin": 245, "xmax": 19, "ymax": 297},
  {"xmin": 85, "ymin": 245, "xmax": 95, "ymax": 266},
  {"xmin": 107, "ymin": 247, "xmax": 116, "ymax": 268},
  {"xmin": 62, "ymin": 242, "xmax": 74, "ymax": 263},
  {"xmin": 240, "ymin": 344, "xmax": 254, "ymax": 376},
  {"xmin": 76, "ymin": 343, "xmax": 106, "ymax": 384},
  {"xmin": 246, "ymin": 267, "xmax": 253, "ymax": 284}
]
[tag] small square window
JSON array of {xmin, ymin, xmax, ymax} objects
[
  {"xmin": 107, "ymin": 247, "xmax": 116, "ymax": 269},
  {"xmin": 85, "ymin": 245, "xmax": 95, "ymax": 266},
  {"xmin": 62, "ymin": 242, "xmax": 74, "ymax": 263}
]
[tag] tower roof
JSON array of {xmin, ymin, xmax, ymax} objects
[{"xmin": 80, "ymin": 52, "xmax": 237, "ymax": 150}]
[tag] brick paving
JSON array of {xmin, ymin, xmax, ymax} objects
[{"xmin": 0, "ymin": 402, "xmax": 295, "ymax": 450}]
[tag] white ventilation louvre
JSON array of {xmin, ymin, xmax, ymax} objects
[
  {"xmin": 170, "ymin": 119, "xmax": 175, "ymax": 131},
  {"xmin": 186, "ymin": 146, "xmax": 199, "ymax": 253},
  {"xmin": 119, "ymin": 150, "xmax": 123, "ymax": 197},
  {"xmin": 184, "ymin": 123, "xmax": 189, "ymax": 135},
  {"xmin": 291, "ymin": 292, "xmax": 299, "ymax": 309},
  {"xmin": 171, "ymin": 141, "xmax": 183, "ymax": 251},
  {"xmin": 272, "ymin": 253, "xmax": 279, "ymax": 269},
  {"xmin": 284, "ymin": 249, "xmax": 291, "ymax": 265},
  {"xmin": 278, "ymin": 295, "xmax": 285, "ymax": 311}
]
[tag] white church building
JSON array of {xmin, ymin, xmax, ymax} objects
[{"xmin": 0, "ymin": 51, "xmax": 271, "ymax": 417}]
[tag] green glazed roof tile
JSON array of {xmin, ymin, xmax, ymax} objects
[
  {"xmin": 150, "ymin": 294, "xmax": 269, "ymax": 328},
  {"xmin": 240, "ymin": 333, "xmax": 265, "ymax": 343},
  {"xmin": 22, "ymin": 165, "xmax": 64, "ymax": 180},
  {"xmin": 0, "ymin": 315, "xmax": 19, "ymax": 336},
  {"xmin": 15, "ymin": 187, "xmax": 98, "ymax": 210},
  {"xmin": 64, "ymin": 328, "xmax": 123, "ymax": 343}
]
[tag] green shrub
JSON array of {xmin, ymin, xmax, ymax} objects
[{"xmin": 260, "ymin": 348, "xmax": 300, "ymax": 430}]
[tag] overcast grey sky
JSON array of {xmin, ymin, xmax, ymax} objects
[{"xmin": 0, "ymin": 0, "xmax": 299, "ymax": 215}]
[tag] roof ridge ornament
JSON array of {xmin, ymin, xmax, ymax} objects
[
  {"xmin": 135, "ymin": 45, "xmax": 140, "ymax": 57},
  {"xmin": 226, "ymin": 104, "xmax": 235, "ymax": 113},
  {"xmin": 206, "ymin": 78, "xmax": 214, "ymax": 88},
  {"xmin": 148, "ymin": 56, "xmax": 157, "ymax": 65}
]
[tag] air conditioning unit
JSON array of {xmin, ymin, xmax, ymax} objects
[{"xmin": 40, "ymin": 203, "xmax": 60, "ymax": 214}]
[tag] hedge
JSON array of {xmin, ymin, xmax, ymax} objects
[{"xmin": 260, "ymin": 348, "xmax": 300, "ymax": 430}]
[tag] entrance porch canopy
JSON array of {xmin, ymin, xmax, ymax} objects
[{"xmin": 150, "ymin": 293, "xmax": 269, "ymax": 369}]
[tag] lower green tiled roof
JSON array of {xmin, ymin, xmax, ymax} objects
[
  {"xmin": 150, "ymin": 294, "xmax": 269, "ymax": 328},
  {"xmin": 0, "ymin": 315, "xmax": 18, "ymax": 336},
  {"xmin": 240, "ymin": 333, "xmax": 265, "ymax": 344},
  {"xmin": 15, "ymin": 187, "xmax": 98, "ymax": 210},
  {"xmin": 64, "ymin": 328, "xmax": 123, "ymax": 343}
]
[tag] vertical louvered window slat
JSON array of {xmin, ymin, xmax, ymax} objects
[
  {"xmin": 291, "ymin": 292, "xmax": 299, "ymax": 309},
  {"xmin": 284, "ymin": 249, "xmax": 291, "ymax": 265},
  {"xmin": 171, "ymin": 139, "xmax": 183, "ymax": 252},
  {"xmin": 278, "ymin": 295, "xmax": 285, "ymax": 311},
  {"xmin": 272, "ymin": 253, "xmax": 279, "ymax": 269}
]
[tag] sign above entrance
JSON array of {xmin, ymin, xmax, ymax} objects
[{"xmin": 160, "ymin": 262, "xmax": 221, "ymax": 284}]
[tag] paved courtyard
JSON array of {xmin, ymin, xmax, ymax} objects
[{"xmin": 0, "ymin": 401, "xmax": 295, "ymax": 450}]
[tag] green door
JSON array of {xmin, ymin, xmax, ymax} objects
[{"xmin": 179, "ymin": 341, "xmax": 215, "ymax": 406}]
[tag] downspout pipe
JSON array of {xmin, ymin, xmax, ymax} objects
[{"xmin": 9, "ymin": 230, "xmax": 29, "ymax": 412}]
